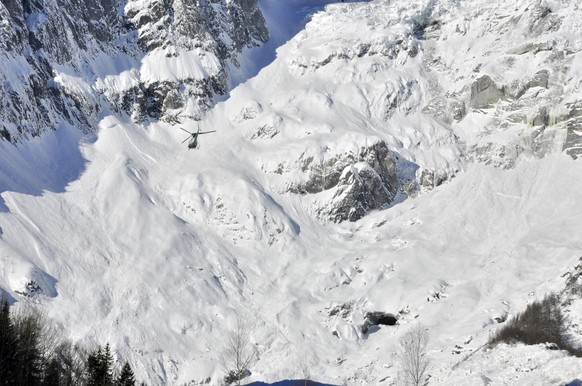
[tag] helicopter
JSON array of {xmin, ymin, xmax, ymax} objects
[{"xmin": 179, "ymin": 127, "xmax": 216, "ymax": 149}]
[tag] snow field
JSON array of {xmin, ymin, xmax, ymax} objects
[{"xmin": 1, "ymin": 0, "xmax": 582, "ymax": 384}]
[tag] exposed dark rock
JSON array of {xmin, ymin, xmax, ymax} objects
[
  {"xmin": 420, "ymin": 169, "xmax": 446, "ymax": 189},
  {"xmin": 0, "ymin": 129, "xmax": 11, "ymax": 142},
  {"xmin": 506, "ymin": 69, "xmax": 550, "ymax": 99},
  {"xmin": 287, "ymin": 141, "xmax": 399, "ymax": 222},
  {"xmin": 330, "ymin": 142, "xmax": 398, "ymax": 222},
  {"xmin": 328, "ymin": 303, "xmax": 352, "ymax": 319},
  {"xmin": 0, "ymin": 0, "xmax": 268, "ymax": 142},
  {"xmin": 422, "ymin": 96, "xmax": 466, "ymax": 123},
  {"xmin": 526, "ymin": 69, "xmax": 550, "ymax": 90},
  {"xmin": 361, "ymin": 311, "xmax": 398, "ymax": 334},
  {"xmin": 470, "ymin": 75, "xmax": 505, "ymax": 108},
  {"xmin": 232, "ymin": 101, "xmax": 263, "ymax": 124},
  {"xmin": 449, "ymin": 98, "xmax": 467, "ymax": 121},
  {"xmin": 422, "ymin": 97, "xmax": 449, "ymax": 123},
  {"xmin": 567, "ymin": 100, "xmax": 582, "ymax": 119},
  {"xmin": 564, "ymin": 117, "xmax": 582, "ymax": 159},
  {"xmin": 545, "ymin": 342, "xmax": 560, "ymax": 350},
  {"xmin": 383, "ymin": 79, "xmax": 418, "ymax": 119},
  {"xmin": 329, "ymin": 163, "xmax": 393, "ymax": 222},
  {"xmin": 527, "ymin": 106, "xmax": 550, "ymax": 127},
  {"xmin": 163, "ymin": 89, "xmax": 185, "ymax": 111},
  {"xmin": 561, "ymin": 256, "xmax": 582, "ymax": 298},
  {"xmin": 14, "ymin": 280, "xmax": 42, "ymax": 297},
  {"xmin": 527, "ymin": 1, "xmax": 562, "ymax": 35},
  {"xmin": 471, "ymin": 142, "xmax": 525, "ymax": 169}
]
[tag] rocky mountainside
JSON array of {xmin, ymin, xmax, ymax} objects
[
  {"xmin": 0, "ymin": 0, "xmax": 582, "ymax": 385},
  {"xmin": 0, "ymin": 0, "xmax": 267, "ymax": 142},
  {"xmin": 421, "ymin": 0, "xmax": 582, "ymax": 163},
  {"xmin": 208, "ymin": 0, "xmax": 582, "ymax": 223}
]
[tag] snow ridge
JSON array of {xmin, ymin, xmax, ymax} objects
[{"xmin": 1, "ymin": 0, "xmax": 582, "ymax": 385}]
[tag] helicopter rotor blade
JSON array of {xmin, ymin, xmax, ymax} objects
[
  {"xmin": 181, "ymin": 136, "xmax": 191, "ymax": 143},
  {"xmin": 198, "ymin": 130, "xmax": 217, "ymax": 135},
  {"xmin": 179, "ymin": 127, "xmax": 193, "ymax": 134}
]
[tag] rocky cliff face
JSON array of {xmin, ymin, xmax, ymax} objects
[
  {"xmin": 0, "ymin": 0, "xmax": 267, "ymax": 142},
  {"xmin": 282, "ymin": 140, "xmax": 399, "ymax": 222},
  {"xmin": 212, "ymin": 0, "xmax": 582, "ymax": 224},
  {"xmin": 418, "ymin": 0, "xmax": 582, "ymax": 165}
]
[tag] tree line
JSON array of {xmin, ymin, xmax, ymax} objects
[
  {"xmin": 0, "ymin": 296, "xmax": 140, "ymax": 386},
  {"xmin": 488, "ymin": 292, "xmax": 582, "ymax": 356}
]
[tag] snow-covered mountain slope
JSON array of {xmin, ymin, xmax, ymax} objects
[
  {"xmin": 229, "ymin": 0, "xmax": 361, "ymax": 88},
  {"xmin": 1, "ymin": 0, "xmax": 582, "ymax": 385},
  {"xmin": 0, "ymin": 0, "xmax": 267, "ymax": 142}
]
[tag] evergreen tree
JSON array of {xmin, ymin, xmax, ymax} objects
[
  {"xmin": 0, "ymin": 299, "xmax": 135, "ymax": 386},
  {"xmin": 87, "ymin": 344, "xmax": 114, "ymax": 386},
  {"xmin": 86, "ymin": 346, "xmax": 102, "ymax": 384},
  {"xmin": 12, "ymin": 310, "xmax": 44, "ymax": 386},
  {"xmin": 42, "ymin": 358, "xmax": 62, "ymax": 386},
  {"xmin": 102, "ymin": 344, "xmax": 115, "ymax": 385},
  {"xmin": 116, "ymin": 362, "xmax": 136, "ymax": 386},
  {"xmin": 0, "ymin": 296, "xmax": 17, "ymax": 385}
]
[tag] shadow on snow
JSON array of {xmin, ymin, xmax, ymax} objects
[
  {"xmin": 0, "ymin": 123, "xmax": 89, "ymax": 212},
  {"xmin": 248, "ymin": 381, "xmax": 338, "ymax": 386}
]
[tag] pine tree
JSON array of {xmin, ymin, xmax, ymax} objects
[
  {"xmin": 42, "ymin": 358, "xmax": 62, "ymax": 386},
  {"xmin": 87, "ymin": 346, "xmax": 101, "ymax": 383},
  {"xmin": 116, "ymin": 362, "xmax": 136, "ymax": 386},
  {"xmin": 87, "ymin": 344, "xmax": 114, "ymax": 386},
  {"xmin": 102, "ymin": 344, "xmax": 114, "ymax": 384},
  {"xmin": 13, "ymin": 310, "xmax": 45, "ymax": 386},
  {"xmin": 0, "ymin": 296, "xmax": 17, "ymax": 384}
]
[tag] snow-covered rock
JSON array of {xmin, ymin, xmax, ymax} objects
[
  {"xmin": 0, "ymin": 0, "xmax": 267, "ymax": 142},
  {"xmin": 1, "ymin": 0, "xmax": 582, "ymax": 384}
]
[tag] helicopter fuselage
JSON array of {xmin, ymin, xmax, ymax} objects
[
  {"xmin": 187, "ymin": 135, "xmax": 198, "ymax": 149},
  {"xmin": 180, "ymin": 127, "xmax": 214, "ymax": 149}
]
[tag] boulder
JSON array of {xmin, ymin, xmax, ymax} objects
[{"xmin": 361, "ymin": 311, "xmax": 398, "ymax": 334}]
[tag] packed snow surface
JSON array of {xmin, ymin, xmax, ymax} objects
[{"xmin": 1, "ymin": 0, "xmax": 582, "ymax": 385}]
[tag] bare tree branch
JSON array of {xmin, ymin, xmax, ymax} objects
[
  {"xmin": 399, "ymin": 324, "xmax": 430, "ymax": 386},
  {"xmin": 223, "ymin": 316, "xmax": 257, "ymax": 385}
]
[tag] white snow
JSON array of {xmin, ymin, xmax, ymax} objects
[
  {"xmin": 1, "ymin": 0, "xmax": 582, "ymax": 385},
  {"xmin": 140, "ymin": 48, "xmax": 223, "ymax": 84},
  {"xmin": 229, "ymin": 0, "xmax": 367, "ymax": 89}
]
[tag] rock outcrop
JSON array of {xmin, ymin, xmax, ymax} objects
[
  {"xmin": 287, "ymin": 141, "xmax": 398, "ymax": 222},
  {"xmin": 0, "ymin": 0, "xmax": 268, "ymax": 142},
  {"xmin": 470, "ymin": 75, "xmax": 505, "ymax": 109},
  {"xmin": 361, "ymin": 311, "xmax": 398, "ymax": 334}
]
